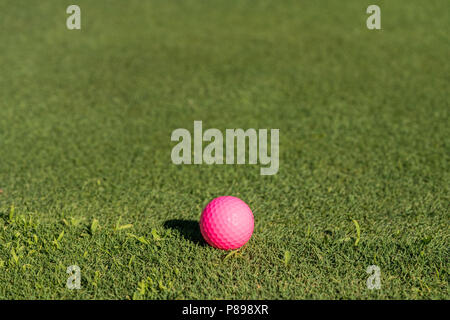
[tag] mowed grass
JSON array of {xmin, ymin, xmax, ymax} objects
[{"xmin": 0, "ymin": 0, "xmax": 448, "ymax": 299}]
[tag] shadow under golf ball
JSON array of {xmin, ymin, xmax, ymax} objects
[{"xmin": 163, "ymin": 219, "xmax": 207, "ymax": 246}]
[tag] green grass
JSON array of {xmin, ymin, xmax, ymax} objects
[{"xmin": 0, "ymin": 0, "xmax": 448, "ymax": 299}]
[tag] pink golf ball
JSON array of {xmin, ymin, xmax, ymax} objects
[{"xmin": 199, "ymin": 196, "xmax": 254, "ymax": 250}]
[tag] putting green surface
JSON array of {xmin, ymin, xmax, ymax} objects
[{"xmin": 0, "ymin": 0, "xmax": 448, "ymax": 299}]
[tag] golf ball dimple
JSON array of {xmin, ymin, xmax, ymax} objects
[{"xmin": 199, "ymin": 196, "xmax": 254, "ymax": 250}]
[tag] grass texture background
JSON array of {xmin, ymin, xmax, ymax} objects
[{"xmin": 0, "ymin": 0, "xmax": 448, "ymax": 299}]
